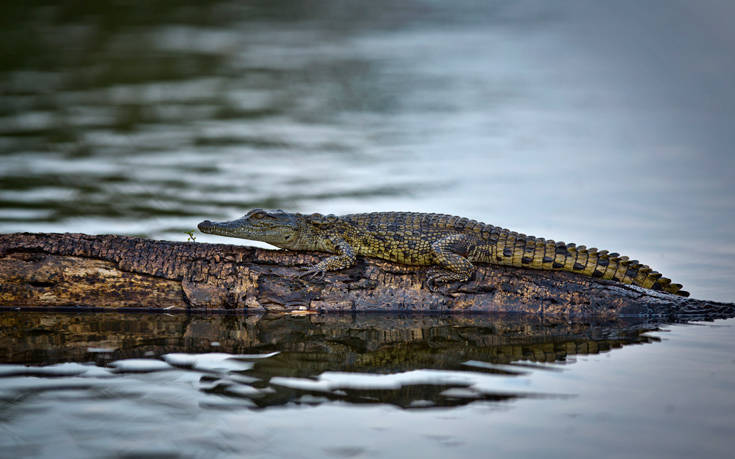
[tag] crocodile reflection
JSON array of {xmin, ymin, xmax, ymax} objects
[{"xmin": 0, "ymin": 312, "xmax": 661, "ymax": 409}]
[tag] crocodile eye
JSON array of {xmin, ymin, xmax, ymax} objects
[{"xmin": 250, "ymin": 211, "xmax": 267, "ymax": 219}]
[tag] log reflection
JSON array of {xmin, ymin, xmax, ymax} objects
[
  {"xmin": 0, "ymin": 312, "xmax": 662, "ymax": 409},
  {"xmin": 0, "ymin": 312, "xmax": 658, "ymax": 366}
]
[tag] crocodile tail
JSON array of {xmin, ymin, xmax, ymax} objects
[
  {"xmin": 559, "ymin": 244, "xmax": 689, "ymax": 296},
  {"xmin": 485, "ymin": 227, "xmax": 689, "ymax": 297}
]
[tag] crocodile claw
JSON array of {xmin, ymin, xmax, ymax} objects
[
  {"xmin": 425, "ymin": 268, "xmax": 469, "ymax": 292},
  {"xmin": 426, "ymin": 279, "xmax": 440, "ymax": 293},
  {"xmin": 425, "ymin": 270, "xmax": 447, "ymax": 292},
  {"xmin": 297, "ymin": 266, "xmax": 327, "ymax": 282}
]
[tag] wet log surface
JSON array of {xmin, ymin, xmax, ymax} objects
[{"xmin": 1, "ymin": 233, "xmax": 733, "ymax": 318}]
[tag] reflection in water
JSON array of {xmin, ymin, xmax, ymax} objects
[
  {"xmin": 0, "ymin": 312, "xmax": 657, "ymax": 409},
  {"xmin": 2, "ymin": 312, "xmax": 734, "ymax": 459}
]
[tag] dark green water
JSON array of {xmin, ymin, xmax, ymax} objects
[{"xmin": 2, "ymin": 1, "xmax": 735, "ymax": 457}]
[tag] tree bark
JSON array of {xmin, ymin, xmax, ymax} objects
[{"xmin": 1, "ymin": 232, "xmax": 733, "ymax": 318}]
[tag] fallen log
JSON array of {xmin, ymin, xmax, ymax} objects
[{"xmin": 0, "ymin": 233, "xmax": 733, "ymax": 318}]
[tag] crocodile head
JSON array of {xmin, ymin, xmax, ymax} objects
[{"xmin": 198, "ymin": 209, "xmax": 304, "ymax": 249}]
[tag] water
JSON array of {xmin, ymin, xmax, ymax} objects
[
  {"xmin": 2, "ymin": 1, "xmax": 735, "ymax": 457},
  {"xmin": 1, "ymin": 312, "xmax": 734, "ymax": 458}
]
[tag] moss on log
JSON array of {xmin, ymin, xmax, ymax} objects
[{"xmin": 1, "ymin": 233, "xmax": 733, "ymax": 318}]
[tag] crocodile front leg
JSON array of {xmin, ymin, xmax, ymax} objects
[
  {"xmin": 299, "ymin": 236, "xmax": 356, "ymax": 281},
  {"xmin": 426, "ymin": 234, "xmax": 475, "ymax": 289}
]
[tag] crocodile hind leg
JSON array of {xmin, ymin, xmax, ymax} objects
[{"xmin": 426, "ymin": 234, "xmax": 475, "ymax": 289}]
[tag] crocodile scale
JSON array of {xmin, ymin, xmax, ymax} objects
[{"xmin": 198, "ymin": 209, "xmax": 688, "ymax": 296}]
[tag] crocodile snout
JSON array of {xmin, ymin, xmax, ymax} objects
[{"xmin": 197, "ymin": 220, "xmax": 213, "ymax": 232}]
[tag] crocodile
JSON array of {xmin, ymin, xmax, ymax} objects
[{"xmin": 197, "ymin": 209, "xmax": 689, "ymax": 296}]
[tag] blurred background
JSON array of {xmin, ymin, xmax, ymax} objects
[{"xmin": 1, "ymin": 0, "xmax": 733, "ymax": 301}]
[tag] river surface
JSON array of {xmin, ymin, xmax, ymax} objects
[
  {"xmin": 1, "ymin": 312, "xmax": 734, "ymax": 459},
  {"xmin": 1, "ymin": 1, "xmax": 735, "ymax": 457}
]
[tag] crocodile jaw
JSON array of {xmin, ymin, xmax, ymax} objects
[
  {"xmin": 197, "ymin": 218, "xmax": 271, "ymax": 241},
  {"xmin": 197, "ymin": 215, "xmax": 303, "ymax": 249}
]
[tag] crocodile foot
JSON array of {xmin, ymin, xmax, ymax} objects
[
  {"xmin": 425, "ymin": 268, "xmax": 470, "ymax": 292},
  {"xmin": 297, "ymin": 265, "xmax": 327, "ymax": 282}
]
